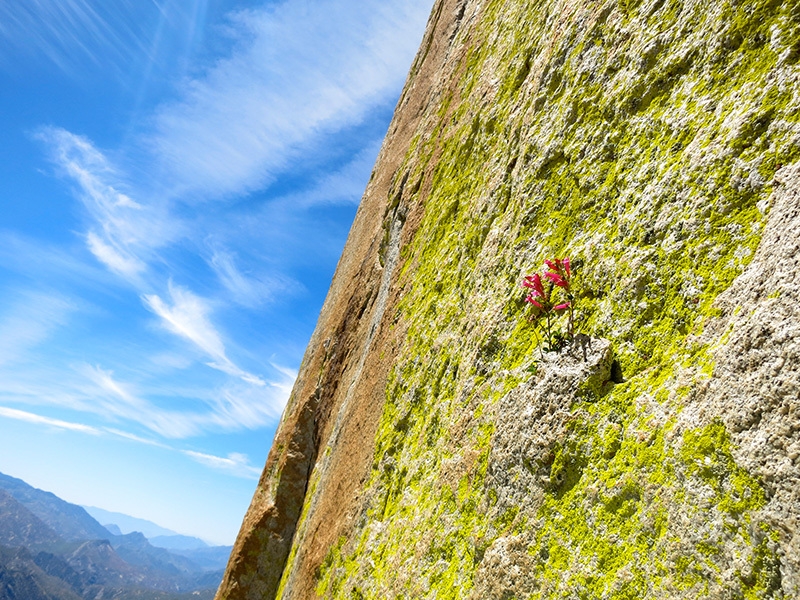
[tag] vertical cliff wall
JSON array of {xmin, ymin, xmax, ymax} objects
[{"xmin": 216, "ymin": 0, "xmax": 800, "ymax": 597}]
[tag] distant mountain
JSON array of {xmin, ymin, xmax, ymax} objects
[
  {"xmin": 148, "ymin": 534, "xmax": 207, "ymax": 551},
  {"xmin": 1, "ymin": 542, "xmax": 216, "ymax": 600},
  {"xmin": 65, "ymin": 539, "xmax": 138, "ymax": 587},
  {"xmin": 81, "ymin": 506, "xmax": 233, "ymax": 570},
  {"xmin": 0, "ymin": 472, "xmax": 223, "ymax": 599},
  {"xmin": 0, "ymin": 545, "xmax": 81, "ymax": 600},
  {"xmin": 167, "ymin": 545, "xmax": 232, "ymax": 572},
  {"xmin": 0, "ymin": 489, "xmax": 62, "ymax": 549},
  {"xmin": 110, "ymin": 532, "xmax": 195, "ymax": 578},
  {"xmin": 0, "ymin": 473, "xmax": 112, "ymax": 542},
  {"xmin": 113, "ymin": 533, "xmax": 230, "ymax": 575},
  {"xmin": 82, "ymin": 506, "xmax": 176, "ymax": 539}
]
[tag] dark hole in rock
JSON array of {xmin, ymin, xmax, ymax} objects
[{"xmin": 610, "ymin": 359, "xmax": 625, "ymax": 383}]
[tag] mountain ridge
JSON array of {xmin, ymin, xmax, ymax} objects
[
  {"xmin": 0, "ymin": 488, "xmax": 63, "ymax": 549},
  {"xmin": 81, "ymin": 506, "xmax": 206, "ymax": 545},
  {"xmin": 0, "ymin": 471, "xmax": 228, "ymax": 599},
  {"xmin": 0, "ymin": 472, "xmax": 112, "ymax": 542}
]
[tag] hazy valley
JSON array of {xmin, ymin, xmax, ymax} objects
[{"xmin": 0, "ymin": 472, "xmax": 231, "ymax": 600}]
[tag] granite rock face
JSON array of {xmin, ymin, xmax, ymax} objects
[{"xmin": 216, "ymin": 0, "xmax": 800, "ymax": 598}]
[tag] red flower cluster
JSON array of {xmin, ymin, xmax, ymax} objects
[
  {"xmin": 522, "ymin": 258, "xmax": 575, "ymax": 354},
  {"xmin": 544, "ymin": 258, "xmax": 571, "ymax": 290},
  {"xmin": 523, "ymin": 258, "xmax": 571, "ymax": 313}
]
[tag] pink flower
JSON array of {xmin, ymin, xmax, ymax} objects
[
  {"xmin": 523, "ymin": 273, "xmax": 545, "ymax": 297},
  {"xmin": 522, "ymin": 258, "xmax": 576, "ymax": 351},
  {"xmin": 545, "ymin": 258, "xmax": 571, "ymax": 278},
  {"xmin": 544, "ymin": 271, "xmax": 568, "ymax": 288},
  {"xmin": 525, "ymin": 296, "xmax": 543, "ymax": 309}
]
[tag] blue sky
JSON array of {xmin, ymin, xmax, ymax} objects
[{"xmin": 0, "ymin": 0, "xmax": 432, "ymax": 545}]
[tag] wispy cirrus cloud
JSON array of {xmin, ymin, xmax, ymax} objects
[
  {"xmin": 0, "ymin": 290, "xmax": 75, "ymax": 367},
  {"xmin": 0, "ymin": 0, "xmax": 213, "ymax": 84},
  {"xmin": 84, "ymin": 231, "xmax": 144, "ymax": 279},
  {"xmin": 35, "ymin": 127, "xmax": 179, "ymax": 281},
  {"xmin": 0, "ymin": 233, "xmax": 109, "ymax": 286},
  {"xmin": 268, "ymin": 137, "xmax": 385, "ymax": 210},
  {"xmin": 199, "ymin": 375, "xmax": 294, "ymax": 433},
  {"xmin": 0, "ymin": 0, "xmax": 135, "ymax": 71},
  {"xmin": 0, "ymin": 406, "xmax": 261, "ymax": 479},
  {"xmin": 181, "ymin": 450, "xmax": 261, "ymax": 479},
  {"xmin": 142, "ymin": 282, "xmax": 265, "ymax": 386},
  {"xmin": 147, "ymin": 0, "xmax": 430, "ymax": 200},
  {"xmin": 71, "ymin": 363, "xmax": 291, "ymax": 439},
  {"xmin": 0, "ymin": 406, "xmax": 101, "ymax": 434},
  {"xmin": 208, "ymin": 248, "xmax": 298, "ymax": 309},
  {"xmin": 91, "ymin": 363, "xmax": 293, "ymax": 438},
  {"xmin": 104, "ymin": 427, "xmax": 170, "ymax": 449},
  {"xmin": 78, "ymin": 364, "xmax": 191, "ymax": 437}
]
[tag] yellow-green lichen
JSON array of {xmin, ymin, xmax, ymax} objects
[
  {"xmin": 527, "ymin": 388, "xmax": 777, "ymax": 599},
  {"xmin": 310, "ymin": 0, "xmax": 795, "ymax": 596}
]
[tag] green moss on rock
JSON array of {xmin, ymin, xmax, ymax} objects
[
  {"xmin": 528, "ymin": 400, "xmax": 777, "ymax": 599},
  {"xmin": 309, "ymin": 0, "xmax": 797, "ymax": 596}
]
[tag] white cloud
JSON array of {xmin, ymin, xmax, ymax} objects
[
  {"xmin": 85, "ymin": 231, "xmax": 145, "ymax": 278},
  {"xmin": 77, "ymin": 364, "xmax": 280, "ymax": 438},
  {"xmin": 147, "ymin": 0, "xmax": 431, "ymax": 200},
  {"xmin": 270, "ymin": 363, "xmax": 298, "ymax": 387},
  {"xmin": 0, "ymin": 310, "xmax": 293, "ymax": 439},
  {"xmin": 148, "ymin": 352, "xmax": 194, "ymax": 371},
  {"xmin": 80, "ymin": 364, "xmax": 199, "ymax": 438},
  {"xmin": 104, "ymin": 427, "xmax": 170, "ymax": 448},
  {"xmin": 83, "ymin": 365, "xmax": 291, "ymax": 437},
  {"xmin": 0, "ymin": 291, "xmax": 75, "ymax": 367},
  {"xmin": 142, "ymin": 282, "xmax": 265, "ymax": 385},
  {"xmin": 199, "ymin": 375, "xmax": 294, "ymax": 432},
  {"xmin": 0, "ymin": 232, "xmax": 121, "ymax": 291},
  {"xmin": 208, "ymin": 248, "xmax": 296, "ymax": 308},
  {"xmin": 182, "ymin": 450, "xmax": 261, "ymax": 479},
  {"xmin": 143, "ymin": 284, "xmax": 225, "ymax": 359},
  {"xmin": 36, "ymin": 127, "xmax": 178, "ymax": 281},
  {"xmin": 267, "ymin": 136, "xmax": 384, "ymax": 210},
  {"xmin": 0, "ymin": 0, "xmax": 212, "ymax": 82},
  {"xmin": 0, "ymin": 406, "xmax": 259, "ymax": 479},
  {"xmin": 83, "ymin": 364, "xmax": 149, "ymax": 411},
  {"xmin": 299, "ymin": 138, "xmax": 384, "ymax": 207},
  {"xmin": 0, "ymin": 406, "xmax": 100, "ymax": 434},
  {"xmin": 0, "ymin": 0, "xmax": 119, "ymax": 70},
  {"xmin": 207, "ymin": 246, "xmax": 302, "ymax": 308}
]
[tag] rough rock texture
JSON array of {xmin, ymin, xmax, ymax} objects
[
  {"xmin": 216, "ymin": 0, "xmax": 800, "ymax": 598},
  {"xmin": 690, "ymin": 162, "xmax": 800, "ymax": 592}
]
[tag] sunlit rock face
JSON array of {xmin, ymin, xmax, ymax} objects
[{"xmin": 216, "ymin": 0, "xmax": 800, "ymax": 598}]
